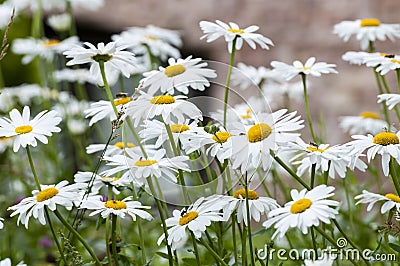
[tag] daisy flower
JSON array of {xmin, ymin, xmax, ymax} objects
[
  {"xmin": 86, "ymin": 140, "xmax": 138, "ymax": 156},
  {"xmin": 378, "ymin": 93, "xmax": 400, "ymax": 110},
  {"xmin": 230, "ymin": 109, "xmax": 304, "ymax": 173},
  {"xmin": 102, "ymin": 148, "xmax": 190, "ymax": 185},
  {"xmin": 231, "ymin": 62, "xmax": 278, "ymax": 90},
  {"xmin": 7, "ymin": 180, "xmax": 85, "ymax": 228},
  {"xmin": 370, "ymin": 54, "xmax": 400, "ymax": 75},
  {"xmin": 199, "ymin": 20, "xmax": 273, "ymax": 53},
  {"xmin": 0, "ymin": 3, "xmax": 16, "ymax": 29},
  {"xmin": 263, "ymin": 185, "xmax": 339, "ymax": 239},
  {"xmin": 0, "ymin": 258, "xmax": 26, "ymax": 266},
  {"xmin": 271, "ymin": 57, "xmax": 337, "ymax": 81},
  {"xmin": 220, "ymin": 188, "xmax": 279, "ymax": 225},
  {"xmin": 84, "ymin": 94, "xmax": 132, "ymax": 126},
  {"xmin": 0, "ymin": 106, "xmax": 62, "ymax": 152},
  {"xmin": 339, "ymin": 111, "xmax": 388, "ymax": 135},
  {"xmin": 341, "ymin": 51, "xmax": 375, "ymax": 65},
  {"xmin": 0, "ymin": 136, "xmax": 13, "ymax": 153},
  {"xmin": 63, "ymin": 41, "xmax": 138, "ymax": 86},
  {"xmin": 80, "ymin": 195, "xmax": 152, "ymax": 220},
  {"xmin": 74, "ymin": 171, "xmax": 129, "ymax": 195},
  {"xmin": 355, "ymin": 190, "xmax": 400, "ymax": 214},
  {"xmin": 46, "ymin": 13, "xmax": 71, "ymax": 32},
  {"xmin": 157, "ymin": 196, "xmax": 226, "ymax": 250},
  {"xmin": 346, "ymin": 131, "xmax": 400, "ymax": 176},
  {"xmin": 333, "ymin": 18, "xmax": 400, "ymax": 50},
  {"xmin": 126, "ymin": 92, "xmax": 202, "ymax": 126},
  {"xmin": 54, "ymin": 69, "xmax": 97, "ymax": 84},
  {"xmin": 141, "ymin": 56, "xmax": 217, "ymax": 95}
]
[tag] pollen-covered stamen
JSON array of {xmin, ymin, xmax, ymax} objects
[
  {"xmin": 145, "ymin": 35, "xmax": 158, "ymax": 41},
  {"xmin": 373, "ymin": 132, "xmax": 400, "ymax": 146},
  {"xmin": 101, "ymin": 176, "xmax": 120, "ymax": 183},
  {"xmin": 91, "ymin": 53, "xmax": 113, "ymax": 62},
  {"xmin": 241, "ymin": 109, "xmax": 252, "ymax": 119},
  {"xmin": 43, "ymin": 39, "xmax": 60, "ymax": 47},
  {"xmin": 104, "ymin": 200, "xmax": 127, "ymax": 210},
  {"xmin": 36, "ymin": 187, "xmax": 59, "ymax": 202},
  {"xmin": 179, "ymin": 211, "xmax": 199, "ymax": 225},
  {"xmin": 233, "ymin": 188, "xmax": 259, "ymax": 200},
  {"xmin": 360, "ymin": 18, "xmax": 381, "ymax": 27},
  {"xmin": 360, "ymin": 111, "xmax": 380, "ymax": 120},
  {"xmin": 170, "ymin": 124, "xmax": 190, "ymax": 133},
  {"xmin": 150, "ymin": 95, "xmax": 176, "ymax": 104},
  {"xmin": 290, "ymin": 198, "xmax": 312, "ymax": 214},
  {"xmin": 247, "ymin": 123, "xmax": 272, "ymax": 143},
  {"xmin": 114, "ymin": 97, "xmax": 131, "ymax": 106},
  {"xmin": 228, "ymin": 28, "xmax": 244, "ymax": 34},
  {"xmin": 307, "ymin": 145, "xmax": 329, "ymax": 153},
  {"xmin": 114, "ymin": 142, "xmax": 135, "ymax": 149},
  {"xmin": 212, "ymin": 132, "xmax": 232, "ymax": 143},
  {"xmin": 164, "ymin": 64, "xmax": 186, "ymax": 77},
  {"xmin": 15, "ymin": 125, "xmax": 33, "ymax": 134},
  {"xmin": 134, "ymin": 159, "xmax": 158, "ymax": 167},
  {"xmin": 385, "ymin": 193, "xmax": 400, "ymax": 203},
  {"xmin": 391, "ymin": 59, "xmax": 400, "ymax": 64}
]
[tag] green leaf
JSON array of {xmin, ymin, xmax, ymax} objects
[
  {"xmin": 389, "ymin": 242, "xmax": 400, "ymax": 253},
  {"xmin": 156, "ymin": 252, "xmax": 170, "ymax": 260}
]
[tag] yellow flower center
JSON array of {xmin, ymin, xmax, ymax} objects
[
  {"xmin": 290, "ymin": 198, "xmax": 312, "ymax": 214},
  {"xmin": 391, "ymin": 59, "xmax": 400, "ymax": 64},
  {"xmin": 170, "ymin": 124, "xmax": 190, "ymax": 133},
  {"xmin": 150, "ymin": 95, "xmax": 175, "ymax": 104},
  {"xmin": 228, "ymin": 28, "xmax": 244, "ymax": 34},
  {"xmin": 134, "ymin": 159, "xmax": 158, "ymax": 167},
  {"xmin": 241, "ymin": 109, "xmax": 252, "ymax": 119},
  {"xmin": 15, "ymin": 125, "xmax": 33, "ymax": 134},
  {"xmin": 145, "ymin": 35, "xmax": 158, "ymax": 41},
  {"xmin": 104, "ymin": 200, "xmax": 127, "ymax": 210},
  {"xmin": 164, "ymin": 65, "xmax": 186, "ymax": 77},
  {"xmin": 385, "ymin": 193, "xmax": 400, "ymax": 203},
  {"xmin": 114, "ymin": 142, "xmax": 135, "ymax": 149},
  {"xmin": 307, "ymin": 145, "xmax": 329, "ymax": 153},
  {"xmin": 36, "ymin": 187, "xmax": 59, "ymax": 202},
  {"xmin": 360, "ymin": 111, "xmax": 380, "ymax": 120},
  {"xmin": 212, "ymin": 132, "xmax": 232, "ymax": 143},
  {"xmin": 233, "ymin": 188, "xmax": 259, "ymax": 200},
  {"xmin": 297, "ymin": 67, "xmax": 311, "ymax": 71},
  {"xmin": 179, "ymin": 211, "xmax": 199, "ymax": 226},
  {"xmin": 0, "ymin": 136, "xmax": 11, "ymax": 141},
  {"xmin": 43, "ymin": 39, "xmax": 60, "ymax": 47},
  {"xmin": 373, "ymin": 132, "xmax": 399, "ymax": 146},
  {"xmin": 114, "ymin": 97, "xmax": 131, "ymax": 106},
  {"xmin": 101, "ymin": 176, "xmax": 120, "ymax": 183},
  {"xmin": 247, "ymin": 123, "xmax": 272, "ymax": 143},
  {"xmin": 360, "ymin": 18, "xmax": 381, "ymax": 27}
]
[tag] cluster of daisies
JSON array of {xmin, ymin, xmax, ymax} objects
[{"xmin": 1, "ymin": 3, "xmax": 400, "ymax": 264}]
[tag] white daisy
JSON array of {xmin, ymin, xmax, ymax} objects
[
  {"xmin": 355, "ymin": 190, "xmax": 400, "ymax": 214},
  {"xmin": 0, "ymin": 106, "xmax": 62, "ymax": 152},
  {"xmin": 12, "ymin": 36, "xmax": 79, "ymax": 64},
  {"xmin": 157, "ymin": 196, "xmax": 226, "ymax": 250},
  {"xmin": 303, "ymin": 256, "xmax": 334, "ymax": 266},
  {"xmin": 333, "ymin": 18, "xmax": 400, "ymax": 50},
  {"xmin": 63, "ymin": 41, "xmax": 138, "ymax": 86},
  {"xmin": 378, "ymin": 93, "xmax": 400, "ymax": 110},
  {"xmin": 141, "ymin": 56, "xmax": 217, "ymax": 95},
  {"xmin": 262, "ymin": 80, "xmax": 304, "ymax": 106},
  {"xmin": 271, "ymin": 57, "xmax": 337, "ymax": 81},
  {"xmin": 341, "ymin": 51, "xmax": 374, "ymax": 65},
  {"xmin": 86, "ymin": 141, "xmax": 138, "ymax": 156},
  {"xmin": 126, "ymin": 92, "xmax": 202, "ymax": 126},
  {"xmin": 375, "ymin": 56, "xmax": 400, "ymax": 75},
  {"xmin": 230, "ymin": 109, "xmax": 304, "ymax": 173},
  {"xmin": 346, "ymin": 131, "xmax": 400, "ymax": 176},
  {"xmin": 0, "ymin": 136, "xmax": 13, "ymax": 153},
  {"xmin": 84, "ymin": 94, "xmax": 132, "ymax": 126},
  {"xmin": 220, "ymin": 188, "xmax": 279, "ymax": 225},
  {"xmin": 0, "ymin": 258, "xmax": 26, "ymax": 266},
  {"xmin": 46, "ymin": 13, "xmax": 71, "ymax": 32},
  {"xmin": 0, "ymin": 3, "xmax": 16, "ymax": 29},
  {"xmin": 80, "ymin": 195, "xmax": 152, "ymax": 220},
  {"xmin": 339, "ymin": 111, "xmax": 387, "ymax": 135},
  {"xmin": 54, "ymin": 68, "xmax": 97, "ymax": 84},
  {"xmin": 102, "ymin": 148, "xmax": 190, "ymax": 185},
  {"xmin": 199, "ymin": 20, "xmax": 273, "ymax": 53},
  {"xmin": 263, "ymin": 185, "xmax": 339, "ymax": 239},
  {"xmin": 231, "ymin": 62, "xmax": 278, "ymax": 90},
  {"xmin": 74, "ymin": 171, "xmax": 129, "ymax": 195},
  {"xmin": 7, "ymin": 180, "xmax": 85, "ymax": 228}
]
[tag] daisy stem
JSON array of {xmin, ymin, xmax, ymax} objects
[
  {"xmin": 54, "ymin": 210, "xmax": 102, "ymax": 266},
  {"xmin": 241, "ymin": 225, "xmax": 248, "ymax": 266},
  {"xmin": 389, "ymin": 158, "xmax": 400, "ymax": 195},
  {"xmin": 373, "ymin": 70, "xmax": 391, "ymax": 126},
  {"xmin": 190, "ymin": 232, "xmax": 201, "ymax": 266},
  {"xmin": 231, "ymin": 214, "xmax": 238, "ymax": 266},
  {"xmin": 44, "ymin": 208, "xmax": 68, "ymax": 265},
  {"xmin": 26, "ymin": 146, "xmax": 41, "ymax": 190},
  {"xmin": 130, "ymin": 188, "xmax": 147, "ymax": 264},
  {"xmin": 271, "ymin": 151, "xmax": 311, "ymax": 190},
  {"xmin": 381, "ymin": 74, "xmax": 400, "ymax": 122},
  {"xmin": 126, "ymin": 119, "xmax": 148, "ymax": 158},
  {"xmin": 301, "ymin": 73, "xmax": 317, "ymax": 143},
  {"xmin": 199, "ymin": 238, "xmax": 228, "ymax": 266},
  {"xmin": 244, "ymin": 174, "xmax": 256, "ymax": 266},
  {"xmin": 223, "ymin": 37, "xmax": 237, "ymax": 128},
  {"xmin": 310, "ymin": 227, "xmax": 318, "ymax": 258},
  {"xmin": 310, "ymin": 163, "xmax": 316, "ymax": 189},
  {"xmin": 147, "ymin": 177, "xmax": 174, "ymax": 266},
  {"xmin": 105, "ymin": 215, "xmax": 113, "ymax": 265},
  {"xmin": 111, "ymin": 214, "xmax": 120, "ymax": 266},
  {"xmin": 98, "ymin": 60, "xmax": 119, "ymax": 118},
  {"xmin": 397, "ymin": 69, "xmax": 400, "ymax": 94},
  {"xmin": 31, "ymin": 0, "xmax": 43, "ymax": 38}
]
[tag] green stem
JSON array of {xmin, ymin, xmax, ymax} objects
[
  {"xmin": 44, "ymin": 208, "xmax": 68, "ymax": 265},
  {"xmin": 199, "ymin": 238, "xmax": 228, "ymax": 266},
  {"xmin": 54, "ymin": 210, "xmax": 102, "ymax": 266},
  {"xmin": 31, "ymin": 0, "xmax": 43, "ymax": 38},
  {"xmin": 244, "ymin": 174, "xmax": 256, "ymax": 266},
  {"xmin": 190, "ymin": 232, "xmax": 201, "ymax": 266},
  {"xmin": 382, "ymin": 73, "xmax": 400, "ymax": 121},
  {"xmin": 98, "ymin": 60, "xmax": 119, "ymax": 117},
  {"xmin": 105, "ymin": 215, "xmax": 112, "ymax": 265},
  {"xmin": 223, "ymin": 38, "xmax": 237, "ymax": 128},
  {"xmin": 310, "ymin": 163, "xmax": 316, "ymax": 189},
  {"xmin": 26, "ymin": 146, "xmax": 41, "ymax": 190},
  {"xmin": 131, "ymin": 188, "xmax": 146, "ymax": 264},
  {"xmin": 66, "ymin": 0, "xmax": 77, "ymax": 37},
  {"xmin": 343, "ymin": 177, "xmax": 354, "ymax": 237},
  {"xmin": 397, "ymin": 69, "xmax": 400, "ymax": 94},
  {"xmin": 111, "ymin": 214, "xmax": 119, "ymax": 266},
  {"xmin": 301, "ymin": 73, "xmax": 317, "ymax": 143},
  {"xmin": 310, "ymin": 227, "xmax": 318, "ymax": 257},
  {"xmin": 389, "ymin": 158, "xmax": 400, "ymax": 195},
  {"xmin": 126, "ymin": 119, "xmax": 148, "ymax": 158},
  {"xmin": 241, "ymin": 225, "xmax": 247, "ymax": 266},
  {"xmin": 231, "ymin": 214, "xmax": 238, "ymax": 266},
  {"xmin": 376, "ymin": 72, "xmax": 391, "ymax": 126}
]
